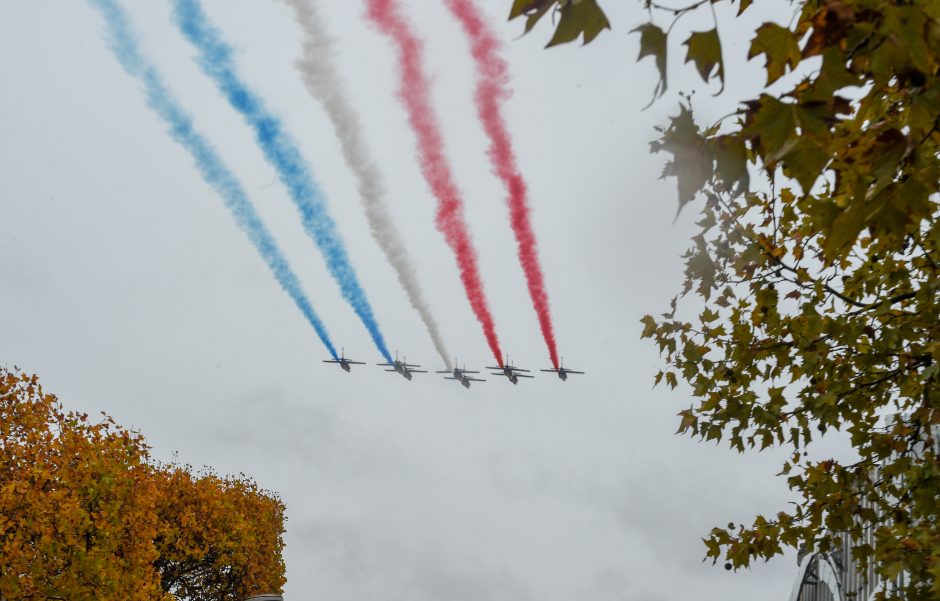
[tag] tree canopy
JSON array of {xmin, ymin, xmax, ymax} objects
[
  {"xmin": 0, "ymin": 368, "xmax": 286, "ymax": 601},
  {"xmin": 511, "ymin": 0, "xmax": 940, "ymax": 598}
]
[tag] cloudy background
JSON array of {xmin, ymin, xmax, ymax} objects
[{"xmin": 2, "ymin": 1, "xmax": 808, "ymax": 599}]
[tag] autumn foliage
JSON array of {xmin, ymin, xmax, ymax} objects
[
  {"xmin": 0, "ymin": 369, "xmax": 286, "ymax": 600},
  {"xmin": 512, "ymin": 0, "xmax": 939, "ymax": 597}
]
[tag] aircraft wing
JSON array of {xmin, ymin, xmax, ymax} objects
[
  {"xmin": 485, "ymin": 366, "xmax": 502, "ymax": 370},
  {"xmin": 376, "ymin": 362, "xmax": 394, "ymax": 366},
  {"xmin": 513, "ymin": 367, "xmax": 531, "ymax": 372},
  {"xmin": 444, "ymin": 377, "xmax": 458, "ymax": 380},
  {"xmin": 348, "ymin": 360, "xmax": 366, "ymax": 365},
  {"xmin": 567, "ymin": 370, "xmax": 585, "ymax": 374},
  {"xmin": 490, "ymin": 372, "xmax": 508, "ymax": 377},
  {"xmin": 410, "ymin": 369, "xmax": 428, "ymax": 373},
  {"xmin": 323, "ymin": 360, "xmax": 340, "ymax": 364},
  {"xmin": 467, "ymin": 377, "xmax": 486, "ymax": 382},
  {"xmin": 539, "ymin": 368, "xmax": 558, "ymax": 373},
  {"xmin": 436, "ymin": 370, "xmax": 451, "ymax": 374},
  {"xmin": 384, "ymin": 369, "xmax": 398, "ymax": 372},
  {"xmin": 462, "ymin": 370, "xmax": 480, "ymax": 374},
  {"xmin": 517, "ymin": 374, "xmax": 535, "ymax": 378}
]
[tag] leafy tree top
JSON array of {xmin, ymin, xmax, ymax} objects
[{"xmin": 0, "ymin": 368, "xmax": 287, "ymax": 600}]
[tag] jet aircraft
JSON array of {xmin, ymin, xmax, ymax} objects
[
  {"xmin": 322, "ymin": 348, "xmax": 365, "ymax": 372},
  {"xmin": 377, "ymin": 354, "xmax": 427, "ymax": 381},
  {"xmin": 437, "ymin": 360, "xmax": 486, "ymax": 389},
  {"xmin": 540, "ymin": 359, "xmax": 585, "ymax": 381},
  {"xmin": 486, "ymin": 356, "xmax": 534, "ymax": 385}
]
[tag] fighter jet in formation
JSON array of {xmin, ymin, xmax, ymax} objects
[
  {"xmin": 326, "ymin": 350, "xmax": 585, "ymax": 383},
  {"xmin": 540, "ymin": 359, "xmax": 585, "ymax": 381},
  {"xmin": 437, "ymin": 360, "xmax": 486, "ymax": 389},
  {"xmin": 487, "ymin": 356, "xmax": 534, "ymax": 385},
  {"xmin": 377, "ymin": 354, "xmax": 427, "ymax": 381},
  {"xmin": 322, "ymin": 348, "xmax": 366, "ymax": 372}
]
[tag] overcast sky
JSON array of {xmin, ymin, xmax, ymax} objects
[{"xmin": 1, "ymin": 1, "xmax": 816, "ymax": 599}]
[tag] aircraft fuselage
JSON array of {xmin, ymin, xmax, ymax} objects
[
  {"xmin": 444, "ymin": 372, "xmax": 478, "ymax": 388},
  {"xmin": 487, "ymin": 361, "xmax": 531, "ymax": 384},
  {"xmin": 392, "ymin": 362, "xmax": 414, "ymax": 380},
  {"xmin": 495, "ymin": 366, "xmax": 520, "ymax": 384}
]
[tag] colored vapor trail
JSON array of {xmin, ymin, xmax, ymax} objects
[
  {"xmin": 172, "ymin": 0, "xmax": 393, "ymax": 363},
  {"xmin": 365, "ymin": 0, "xmax": 504, "ymax": 367},
  {"xmin": 284, "ymin": 0, "xmax": 451, "ymax": 370},
  {"xmin": 86, "ymin": 0, "xmax": 338, "ymax": 360},
  {"xmin": 445, "ymin": 0, "xmax": 560, "ymax": 370}
]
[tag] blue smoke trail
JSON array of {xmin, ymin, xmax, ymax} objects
[
  {"xmin": 172, "ymin": 0, "xmax": 394, "ymax": 364},
  {"xmin": 87, "ymin": 0, "xmax": 338, "ymax": 360}
]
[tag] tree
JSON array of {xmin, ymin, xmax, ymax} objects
[
  {"xmin": 510, "ymin": 1, "xmax": 940, "ymax": 598},
  {"xmin": 0, "ymin": 369, "xmax": 165, "ymax": 600},
  {"xmin": 0, "ymin": 368, "xmax": 286, "ymax": 600},
  {"xmin": 153, "ymin": 468, "xmax": 287, "ymax": 600}
]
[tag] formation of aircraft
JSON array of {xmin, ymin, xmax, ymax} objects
[
  {"xmin": 322, "ymin": 348, "xmax": 366, "ymax": 372},
  {"xmin": 323, "ymin": 351, "xmax": 585, "ymax": 385},
  {"xmin": 377, "ymin": 354, "xmax": 427, "ymax": 380},
  {"xmin": 437, "ymin": 360, "xmax": 486, "ymax": 389}
]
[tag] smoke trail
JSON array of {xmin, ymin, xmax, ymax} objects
[
  {"xmin": 284, "ymin": 0, "xmax": 451, "ymax": 370},
  {"xmin": 171, "ymin": 0, "xmax": 393, "ymax": 363},
  {"xmin": 365, "ymin": 0, "xmax": 504, "ymax": 367},
  {"xmin": 86, "ymin": 0, "xmax": 338, "ymax": 359},
  {"xmin": 444, "ymin": 0, "xmax": 560, "ymax": 370}
]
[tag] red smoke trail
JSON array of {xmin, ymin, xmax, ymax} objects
[
  {"xmin": 444, "ymin": 0, "xmax": 560, "ymax": 369},
  {"xmin": 365, "ymin": 0, "xmax": 503, "ymax": 367}
]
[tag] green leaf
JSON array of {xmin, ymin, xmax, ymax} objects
[
  {"xmin": 868, "ymin": 178, "xmax": 932, "ymax": 244},
  {"xmin": 713, "ymin": 135, "xmax": 749, "ymax": 193},
  {"xmin": 665, "ymin": 371, "xmax": 678, "ymax": 389},
  {"xmin": 824, "ymin": 200, "xmax": 866, "ymax": 258},
  {"xmin": 677, "ymin": 408, "xmax": 698, "ymax": 434},
  {"xmin": 780, "ymin": 138, "xmax": 829, "ymax": 193},
  {"xmin": 793, "ymin": 101, "xmax": 835, "ymax": 140},
  {"xmin": 867, "ymin": 128, "xmax": 908, "ymax": 194},
  {"xmin": 804, "ymin": 47, "xmax": 858, "ymax": 102},
  {"xmin": 744, "ymin": 95, "xmax": 795, "ymax": 157},
  {"xmin": 654, "ymin": 106, "xmax": 713, "ymax": 211},
  {"xmin": 508, "ymin": 0, "xmax": 554, "ymax": 35},
  {"xmin": 687, "ymin": 249, "xmax": 717, "ymax": 299},
  {"xmin": 546, "ymin": 0, "xmax": 611, "ymax": 47},
  {"xmin": 509, "ymin": 0, "xmax": 549, "ymax": 19},
  {"xmin": 632, "ymin": 23, "xmax": 668, "ymax": 105},
  {"xmin": 640, "ymin": 315, "xmax": 657, "ymax": 338},
  {"xmin": 683, "ymin": 28, "xmax": 724, "ymax": 91},
  {"xmin": 748, "ymin": 23, "xmax": 800, "ymax": 85}
]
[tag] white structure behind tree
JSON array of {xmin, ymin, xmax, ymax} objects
[{"xmin": 788, "ymin": 424, "xmax": 939, "ymax": 601}]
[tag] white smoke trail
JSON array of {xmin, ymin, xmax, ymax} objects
[{"xmin": 285, "ymin": 0, "xmax": 451, "ymax": 369}]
